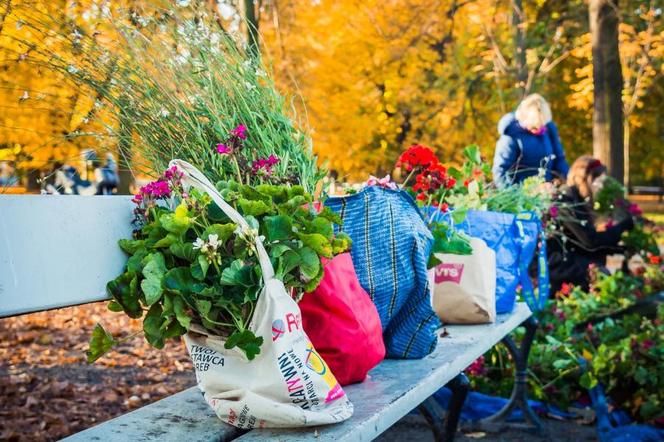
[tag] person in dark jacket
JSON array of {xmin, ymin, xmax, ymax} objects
[
  {"xmin": 547, "ymin": 156, "xmax": 634, "ymax": 294},
  {"xmin": 492, "ymin": 94, "xmax": 569, "ymax": 187}
]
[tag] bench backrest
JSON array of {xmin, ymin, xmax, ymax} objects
[{"xmin": 1, "ymin": 195, "xmax": 133, "ymax": 317}]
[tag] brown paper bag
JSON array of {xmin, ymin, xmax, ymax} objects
[{"xmin": 429, "ymin": 238, "xmax": 496, "ymax": 324}]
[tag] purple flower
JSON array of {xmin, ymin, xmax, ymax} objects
[
  {"xmin": 231, "ymin": 124, "xmax": 247, "ymax": 140},
  {"xmin": 216, "ymin": 143, "xmax": 231, "ymax": 154}
]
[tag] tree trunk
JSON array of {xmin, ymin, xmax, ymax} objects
[
  {"xmin": 589, "ymin": 0, "xmax": 624, "ymax": 184},
  {"xmin": 244, "ymin": 0, "xmax": 260, "ymax": 58},
  {"xmin": 623, "ymin": 117, "xmax": 630, "ymax": 190},
  {"xmin": 512, "ymin": 0, "xmax": 528, "ymax": 97}
]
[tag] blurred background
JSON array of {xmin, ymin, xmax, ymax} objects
[{"xmin": 0, "ymin": 0, "xmax": 661, "ymax": 195}]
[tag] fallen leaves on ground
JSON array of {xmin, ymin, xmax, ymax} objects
[{"xmin": 0, "ymin": 302, "xmax": 195, "ymax": 441}]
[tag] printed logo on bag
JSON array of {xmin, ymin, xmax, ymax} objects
[
  {"xmin": 272, "ymin": 319, "xmax": 286, "ymax": 341},
  {"xmin": 189, "ymin": 344, "xmax": 224, "ymax": 372},
  {"xmin": 272, "ymin": 313, "xmax": 302, "ymax": 342},
  {"xmin": 305, "ymin": 342, "xmax": 345, "ymax": 403},
  {"xmin": 277, "ymin": 349, "xmax": 317, "ymax": 410},
  {"xmin": 434, "ymin": 263, "xmax": 464, "ymax": 284}
]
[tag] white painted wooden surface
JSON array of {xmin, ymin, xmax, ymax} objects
[
  {"xmin": 0, "ymin": 195, "xmax": 133, "ymax": 317},
  {"xmin": 65, "ymin": 303, "xmax": 532, "ymax": 442}
]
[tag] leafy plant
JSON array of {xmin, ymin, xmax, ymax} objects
[
  {"xmin": 468, "ymin": 264, "xmax": 664, "ymax": 422},
  {"xmin": 88, "ymin": 165, "xmax": 350, "ymax": 362}
]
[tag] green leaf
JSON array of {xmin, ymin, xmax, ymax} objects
[
  {"xmin": 203, "ymin": 223, "xmax": 237, "ymax": 243},
  {"xmin": 552, "ymin": 359, "xmax": 573, "ymax": 370},
  {"xmin": 579, "ymin": 371, "xmax": 598, "ymax": 389},
  {"xmin": 160, "ymin": 203, "xmax": 191, "ymax": 235},
  {"xmin": 287, "ymin": 185, "xmax": 305, "ymax": 199},
  {"xmin": 220, "ymin": 259, "xmax": 253, "ymax": 286},
  {"xmin": 269, "ymin": 243, "xmax": 292, "ymax": 258},
  {"xmin": 107, "ymin": 273, "xmax": 142, "ymax": 318},
  {"xmin": 280, "ymin": 250, "xmax": 301, "ymax": 276},
  {"xmin": 107, "ymin": 300, "xmax": 124, "ymax": 313},
  {"xmin": 141, "ymin": 253, "xmax": 166, "ymax": 305},
  {"xmin": 126, "ymin": 248, "xmax": 149, "ymax": 274},
  {"xmin": 143, "ymin": 304, "xmax": 165, "ymax": 349},
  {"xmin": 317, "ymin": 206, "xmax": 342, "ymax": 225},
  {"xmin": 196, "ymin": 299, "xmax": 212, "ymax": 318},
  {"xmin": 163, "ymin": 267, "xmax": 205, "ymax": 293},
  {"xmin": 224, "ymin": 329, "xmax": 264, "ymax": 360},
  {"xmin": 154, "ymin": 233, "xmax": 178, "ymax": 248},
  {"xmin": 451, "ymin": 208, "xmax": 468, "ymax": 225},
  {"xmin": 307, "ymin": 217, "xmax": 334, "ymax": 240},
  {"xmin": 282, "ymin": 195, "xmax": 308, "ymax": 211},
  {"xmin": 173, "ymin": 296, "xmax": 191, "ymax": 329},
  {"xmin": 169, "ymin": 241, "xmax": 196, "ymax": 261},
  {"xmin": 331, "ymin": 233, "xmax": 352, "ymax": 254},
  {"xmin": 118, "ymin": 239, "xmax": 145, "ymax": 255},
  {"xmin": 86, "ymin": 323, "xmax": 117, "ymax": 363},
  {"xmin": 256, "ymin": 184, "xmax": 288, "ymax": 201},
  {"xmin": 191, "ymin": 254, "xmax": 210, "ymax": 281},
  {"xmin": 304, "ymin": 267, "xmax": 326, "ymax": 292},
  {"xmin": 238, "ymin": 198, "xmax": 271, "ymax": 216},
  {"xmin": 264, "ymin": 215, "xmax": 293, "ymax": 241},
  {"xmin": 298, "ymin": 232, "xmax": 333, "ymax": 258},
  {"xmin": 463, "ymin": 144, "xmax": 482, "ymax": 164},
  {"xmin": 298, "ymin": 247, "xmax": 320, "ymax": 281}
]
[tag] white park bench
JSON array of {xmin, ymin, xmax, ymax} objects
[{"xmin": 1, "ymin": 195, "xmax": 542, "ymax": 441}]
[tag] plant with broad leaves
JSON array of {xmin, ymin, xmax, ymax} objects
[{"xmin": 88, "ymin": 166, "xmax": 350, "ymax": 362}]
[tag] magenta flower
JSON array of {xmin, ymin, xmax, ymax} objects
[
  {"xmin": 628, "ymin": 203, "xmax": 642, "ymax": 216},
  {"xmin": 163, "ymin": 165, "xmax": 182, "ymax": 181},
  {"xmin": 251, "ymin": 154, "xmax": 280, "ymax": 175},
  {"xmin": 642, "ymin": 339, "xmax": 654, "ymax": 350},
  {"xmin": 138, "ymin": 180, "xmax": 171, "ymax": 198},
  {"xmin": 549, "ymin": 205, "xmax": 559, "ymax": 218},
  {"xmin": 605, "ymin": 218, "xmax": 615, "ymax": 229},
  {"xmin": 231, "ymin": 124, "xmax": 247, "ymax": 140},
  {"xmin": 216, "ymin": 143, "xmax": 231, "ymax": 154}
]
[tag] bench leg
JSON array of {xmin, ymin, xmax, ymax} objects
[
  {"xmin": 418, "ymin": 373, "xmax": 469, "ymax": 442},
  {"xmin": 476, "ymin": 316, "xmax": 544, "ymax": 435}
]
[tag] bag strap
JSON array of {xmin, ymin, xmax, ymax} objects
[
  {"xmin": 169, "ymin": 159, "xmax": 275, "ymax": 283},
  {"xmin": 515, "ymin": 213, "xmax": 550, "ymax": 311}
]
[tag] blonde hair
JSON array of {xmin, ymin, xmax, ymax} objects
[{"xmin": 515, "ymin": 94, "xmax": 552, "ymax": 130}]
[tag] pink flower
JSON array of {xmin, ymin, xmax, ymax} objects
[
  {"xmin": 251, "ymin": 154, "xmax": 280, "ymax": 175},
  {"xmin": 627, "ymin": 203, "xmax": 642, "ymax": 216},
  {"xmin": 366, "ymin": 175, "xmax": 398, "ymax": 190},
  {"xmin": 549, "ymin": 205, "xmax": 559, "ymax": 218},
  {"xmin": 605, "ymin": 218, "xmax": 615, "ymax": 229},
  {"xmin": 216, "ymin": 143, "xmax": 231, "ymax": 154},
  {"xmin": 466, "ymin": 356, "xmax": 486, "ymax": 376},
  {"xmin": 641, "ymin": 339, "xmax": 654, "ymax": 351},
  {"xmin": 138, "ymin": 180, "xmax": 171, "ymax": 199},
  {"xmin": 231, "ymin": 124, "xmax": 247, "ymax": 140}
]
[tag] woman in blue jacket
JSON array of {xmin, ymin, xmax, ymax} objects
[{"xmin": 492, "ymin": 94, "xmax": 569, "ymax": 187}]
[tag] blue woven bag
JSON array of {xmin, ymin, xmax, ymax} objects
[
  {"xmin": 324, "ymin": 186, "xmax": 438, "ymax": 359},
  {"xmin": 456, "ymin": 210, "xmax": 521, "ymax": 313}
]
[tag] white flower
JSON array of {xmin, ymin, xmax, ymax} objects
[
  {"xmin": 193, "ymin": 237, "xmax": 205, "ymax": 250},
  {"xmin": 159, "ymin": 108, "xmax": 170, "ymax": 118},
  {"xmin": 207, "ymin": 234, "xmax": 220, "ymax": 250}
]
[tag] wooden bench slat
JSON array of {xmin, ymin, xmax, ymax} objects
[
  {"xmin": 62, "ymin": 387, "xmax": 242, "ymax": 442},
  {"xmin": 0, "ymin": 195, "xmax": 133, "ymax": 317},
  {"xmin": 66, "ymin": 303, "xmax": 531, "ymax": 441}
]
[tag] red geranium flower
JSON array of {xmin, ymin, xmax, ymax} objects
[
  {"xmin": 445, "ymin": 177, "xmax": 457, "ymax": 189},
  {"xmin": 398, "ymin": 144, "xmax": 439, "ymax": 171}
]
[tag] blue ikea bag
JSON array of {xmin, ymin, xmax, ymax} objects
[
  {"xmin": 514, "ymin": 212, "xmax": 550, "ymax": 311},
  {"xmin": 457, "ymin": 210, "xmax": 521, "ymax": 313},
  {"xmin": 325, "ymin": 186, "xmax": 438, "ymax": 359}
]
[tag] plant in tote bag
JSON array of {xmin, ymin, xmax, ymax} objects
[{"xmin": 88, "ymin": 160, "xmax": 354, "ymax": 427}]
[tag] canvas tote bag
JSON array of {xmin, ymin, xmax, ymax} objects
[
  {"xmin": 171, "ymin": 160, "xmax": 353, "ymax": 429},
  {"xmin": 429, "ymin": 237, "xmax": 496, "ymax": 324}
]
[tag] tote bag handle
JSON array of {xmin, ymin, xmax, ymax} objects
[{"xmin": 168, "ymin": 159, "xmax": 275, "ymax": 284}]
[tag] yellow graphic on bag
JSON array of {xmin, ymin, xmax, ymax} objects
[{"xmin": 305, "ymin": 342, "xmax": 345, "ymax": 403}]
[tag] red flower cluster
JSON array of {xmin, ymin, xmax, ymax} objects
[
  {"xmin": 398, "ymin": 144, "xmax": 438, "ymax": 171},
  {"xmin": 402, "ymin": 147, "xmax": 457, "ymax": 204}
]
